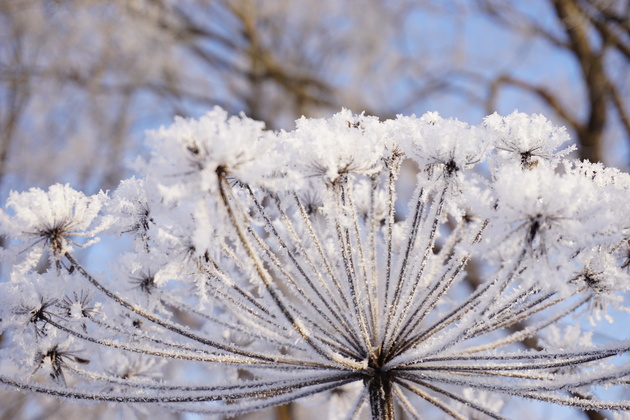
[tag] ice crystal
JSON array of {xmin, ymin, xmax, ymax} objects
[{"xmin": 1, "ymin": 108, "xmax": 630, "ymax": 419}]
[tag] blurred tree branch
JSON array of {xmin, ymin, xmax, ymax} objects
[{"xmin": 479, "ymin": 0, "xmax": 630, "ymax": 163}]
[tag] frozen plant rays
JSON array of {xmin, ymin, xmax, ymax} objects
[{"xmin": 1, "ymin": 108, "xmax": 630, "ymax": 419}]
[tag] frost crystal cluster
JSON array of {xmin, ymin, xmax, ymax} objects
[{"xmin": 1, "ymin": 108, "xmax": 630, "ymax": 419}]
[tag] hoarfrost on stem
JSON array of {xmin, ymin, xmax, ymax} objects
[{"xmin": 1, "ymin": 108, "xmax": 630, "ymax": 419}]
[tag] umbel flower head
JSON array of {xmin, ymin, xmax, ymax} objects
[
  {"xmin": 1, "ymin": 108, "xmax": 630, "ymax": 419},
  {"xmin": 0, "ymin": 184, "xmax": 110, "ymax": 277}
]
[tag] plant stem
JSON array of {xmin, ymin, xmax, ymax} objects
[{"xmin": 368, "ymin": 375, "xmax": 394, "ymax": 420}]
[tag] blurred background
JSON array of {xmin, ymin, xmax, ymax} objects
[{"xmin": 0, "ymin": 0, "xmax": 629, "ymax": 419}]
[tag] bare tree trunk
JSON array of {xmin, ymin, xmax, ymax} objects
[{"xmin": 552, "ymin": 0, "xmax": 609, "ymax": 163}]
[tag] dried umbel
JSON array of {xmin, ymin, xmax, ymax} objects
[{"xmin": 1, "ymin": 108, "xmax": 629, "ymax": 419}]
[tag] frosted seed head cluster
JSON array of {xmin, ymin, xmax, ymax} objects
[
  {"xmin": 389, "ymin": 112, "xmax": 490, "ymax": 176},
  {"xmin": 0, "ymin": 184, "xmax": 110, "ymax": 276},
  {"xmin": 282, "ymin": 109, "xmax": 389, "ymax": 185},
  {"xmin": 484, "ymin": 111, "xmax": 575, "ymax": 168},
  {"xmin": 1, "ymin": 108, "xmax": 629, "ymax": 419}
]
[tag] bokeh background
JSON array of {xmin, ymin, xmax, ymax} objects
[{"xmin": 1, "ymin": 0, "xmax": 629, "ymax": 419}]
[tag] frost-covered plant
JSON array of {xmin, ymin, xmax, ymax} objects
[{"xmin": 1, "ymin": 107, "xmax": 630, "ymax": 419}]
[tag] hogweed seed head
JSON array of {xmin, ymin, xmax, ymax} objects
[{"xmin": 1, "ymin": 109, "xmax": 629, "ymax": 419}]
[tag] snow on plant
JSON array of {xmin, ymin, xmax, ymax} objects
[{"xmin": 1, "ymin": 108, "xmax": 630, "ymax": 419}]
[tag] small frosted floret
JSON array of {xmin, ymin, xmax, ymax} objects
[
  {"xmin": 105, "ymin": 177, "xmax": 150, "ymax": 237},
  {"xmin": 31, "ymin": 340, "xmax": 88, "ymax": 386},
  {"xmin": 0, "ymin": 184, "xmax": 107, "ymax": 274},
  {"xmin": 141, "ymin": 107, "xmax": 282, "ymax": 200},
  {"xmin": 480, "ymin": 165, "xmax": 607, "ymax": 260},
  {"xmin": 284, "ymin": 109, "xmax": 388, "ymax": 184},
  {"xmin": 107, "ymin": 354, "xmax": 164, "ymax": 381},
  {"xmin": 572, "ymin": 250, "xmax": 630, "ymax": 322},
  {"xmin": 485, "ymin": 111, "xmax": 575, "ymax": 168},
  {"xmin": 387, "ymin": 112, "xmax": 490, "ymax": 177}
]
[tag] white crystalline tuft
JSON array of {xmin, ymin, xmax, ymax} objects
[
  {"xmin": 1, "ymin": 184, "xmax": 108, "ymax": 275},
  {"xmin": 484, "ymin": 111, "xmax": 576, "ymax": 169}
]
